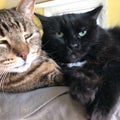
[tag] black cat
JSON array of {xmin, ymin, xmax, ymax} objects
[{"xmin": 35, "ymin": 6, "xmax": 120, "ymax": 120}]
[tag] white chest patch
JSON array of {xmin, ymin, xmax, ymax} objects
[{"xmin": 67, "ymin": 61, "xmax": 87, "ymax": 68}]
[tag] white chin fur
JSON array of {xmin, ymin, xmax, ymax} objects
[
  {"xmin": 8, "ymin": 53, "xmax": 39, "ymax": 73},
  {"xmin": 67, "ymin": 61, "xmax": 87, "ymax": 68},
  {"xmin": 10, "ymin": 62, "xmax": 31, "ymax": 73}
]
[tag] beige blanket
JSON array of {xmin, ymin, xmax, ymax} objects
[{"xmin": 0, "ymin": 87, "xmax": 88, "ymax": 120}]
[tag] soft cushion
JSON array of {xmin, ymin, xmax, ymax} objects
[{"xmin": 0, "ymin": 87, "xmax": 88, "ymax": 120}]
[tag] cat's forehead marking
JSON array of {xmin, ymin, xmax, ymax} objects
[
  {"xmin": 0, "ymin": 36, "xmax": 9, "ymax": 44},
  {"xmin": 0, "ymin": 9, "xmax": 28, "ymax": 37}
]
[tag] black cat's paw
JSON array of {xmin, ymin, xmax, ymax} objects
[
  {"xmin": 91, "ymin": 108, "xmax": 108, "ymax": 120},
  {"xmin": 70, "ymin": 70, "xmax": 99, "ymax": 105},
  {"xmin": 70, "ymin": 81, "xmax": 97, "ymax": 105}
]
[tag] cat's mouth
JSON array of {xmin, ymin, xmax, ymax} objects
[
  {"xmin": 61, "ymin": 60, "xmax": 87, "ymax": 68},
  {"xmin": 15, "ymin": 63, "xmax": 27, "ymax": 69},
  {"xmin": 11, "ymin": 54, "xmax": 40, "ymax": 73},
  {"xmin": 13, "ymin": 63, "xmax": 30, "ymax": 73}
]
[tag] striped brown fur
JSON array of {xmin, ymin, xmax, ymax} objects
[
  {"xmin": 0, "ymin": 0, "xmax": 63, "ymax": 92},
  {"xmin": 1, "ymin": 58, "xmax": 63, "ymax": 92}
]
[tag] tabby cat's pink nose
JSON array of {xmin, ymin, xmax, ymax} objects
[{"xmin": 20, "ymin": 52, "xmax": 28, "ymax": 60}]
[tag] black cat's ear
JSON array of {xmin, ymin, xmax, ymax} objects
[
  {"xmin": 16, "ymin": 0, "xmax": 35, "ymax": 19},
  {"xmin": 34, "ymin": 13, "xmax": 48, "ymax": 23},
  {"xmin": 86, "ymin": 5, "xmax": 103, "ymax": 20}
]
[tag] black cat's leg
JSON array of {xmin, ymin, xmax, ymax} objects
[
  {"xmin": 66, "ymin": 68, "xmax": 100, "ymax": 105},
  {"xmin": 91, "ymin": 61, "xmax": 120, "ymax": 120},
  {"xmin": 91, "ymin": 80, "xmax": 120, "ymax": 120}
]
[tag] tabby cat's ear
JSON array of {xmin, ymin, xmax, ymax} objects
[
  {"xmin": 86, "ymin": 5, "xmax": 103, "ymax": 20},
  {"xmin": 16, "ymin": 0, "xmax": 35, "ymax": 19}
]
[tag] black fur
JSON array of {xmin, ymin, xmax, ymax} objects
[{"xmin": 35, "ymin": 6, "xmax": 120, "ymax": 120}]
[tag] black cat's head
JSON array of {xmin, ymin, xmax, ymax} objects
[{"xmin": 35, "ymin": 6, "xmax": 102, "ymax": 64}]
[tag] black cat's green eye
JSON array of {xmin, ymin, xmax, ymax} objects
[
  {"xmin": 56, "ymin": 32, "xmax": 64, "ymax": 38},
  {"xmin": 24, "ymin": 33, "xmax": 33, "ymax": 39},
  {"xmin": 78, "ymin": 30, "xmax": 87, "ymax": 38}
]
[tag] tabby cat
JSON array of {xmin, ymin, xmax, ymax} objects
[
  {"xmin": 0, "ymin": 0, "xmax": 63, "ymax": 93},
  {"xmin": 35, "ymin": 6, "xmax": 120, "ymax": 120}
]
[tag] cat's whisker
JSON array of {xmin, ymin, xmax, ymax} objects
[
  {"xmin": 1, "ymin": 72, "xmax": 9, "ymax": 99},
  {"xmin": 0, "ymin": 69, "xmax": 8, "ymax": 90},
  {"xmin": 0, "ymin": 69, "xmax": 7, "ymax": 80},
  {"xmin": 43, "ymin": 50, "xmax": 60, "ymax": 58},
  {"xmin": 39, "ymin": 55, "xmax": 49, "ymax": 60},
  {"xmin": 1, "ymin": 72, "xmax": 10, "ymax": 100},
  {"xmin": 0, "ymin": 68, "xmax": 7, "ymax": 82},
  {"xmin": 0, "ymin": 69, "xmax": 7, "ymax": 93},
  {"xmin": 42, "ymin": 40, "xmax": 51, "ymax": 48},
  {"xmin": 48, "ymin": 50, "xmax": 60, "ymax": 55},
  {"xmin": 42, "ymin": 39, "xmax": 62, "ymax": 55}
]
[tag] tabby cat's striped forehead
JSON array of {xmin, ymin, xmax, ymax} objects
[{"xmin": 0, "ymin": 8, "xmax": 36, "ymax": 37}]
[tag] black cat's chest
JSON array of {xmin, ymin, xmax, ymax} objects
[{"xmin": 64, "ymin": 61, "xmax": 87, "ymax": 68}]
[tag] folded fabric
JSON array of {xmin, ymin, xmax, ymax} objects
[{"xmin": 0, "ymin": 87, "xmax": 88, "ymax": 120}]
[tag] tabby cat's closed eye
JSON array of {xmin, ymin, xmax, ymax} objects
[
  {"xmin": 0, "ymin": 40, "xmax": 9, "ymax": 44},
  {"xmin": 24, "ymin": 33, "xmax": 33, "ymax": 40}
]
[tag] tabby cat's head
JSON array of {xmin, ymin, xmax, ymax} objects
[
  {"xmin": 35, "ymin": 6, "xmax": 102, "ymax": 64},
  {"xmin": 0, "ymin": 0, "xmax": 41, "ymax": 73}
]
